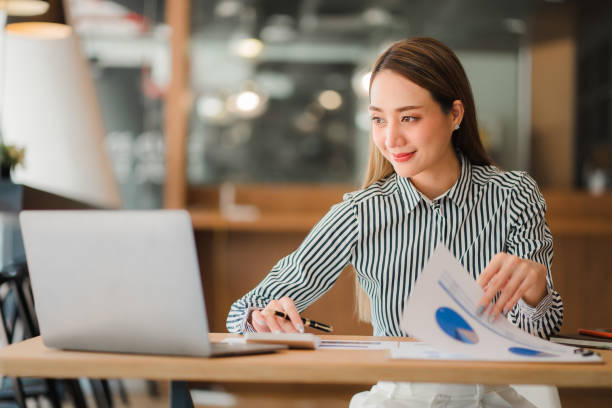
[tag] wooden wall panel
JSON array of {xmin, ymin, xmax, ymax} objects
[
  {"xmin": 193, "ymin": 189, "xmax": 612, "ymax": 337},
  {"xmin": 196, "ymin": 230, "xmax": 372, "ymax": 335},
  {"xmin": 530, "ymin": 3, "xmax": 576, "ymax": 189},
  {"xmin": 199, "ymin": 231, "xmax": 612, "ymax": 336},
  {"xmin": 551, "ymin": 236, "xmax": 612, "ymax": 333}
]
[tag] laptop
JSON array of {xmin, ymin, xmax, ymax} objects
[{"xmin": 19, "ymin": 210, "xmax": 285, "ymax": 357}]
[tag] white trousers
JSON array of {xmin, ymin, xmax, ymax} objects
[{"xmin": 349, "ymin": 382, "xmax": 539, "ymax": 408}]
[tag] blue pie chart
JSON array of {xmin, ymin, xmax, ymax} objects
[
  {"xmin": 508, "ymin": 347, "xmax": 556, "ymax": 357},
  {"xmin": 435, "ymin": 307, "xmax": 479, "ymax": 344}
]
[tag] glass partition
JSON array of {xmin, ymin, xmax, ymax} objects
[
  {"xmin": 187, "ymin": 0, "xmax": 542, "ymax": 186},
  {"xmin": 65, "ymin": 0, "xmax": 168, "ymax": 208},
  {"xmin": 65, "ymin": 0, "xmax": 600, "ymax": 207}
]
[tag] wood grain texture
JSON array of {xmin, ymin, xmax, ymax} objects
[
  {"xmin": 190, "ymin": 210, "xmax": 324, "ymax": 232},
  {"xmin": 187, "ymin": 184, "xmax": 354, "ymax": 213},
  {"xmin": 189, "ymin": 208, "xmax": 612, "ymax": 235},
  {"xmin": 196, "ymin": 230, "xmax": 372, "ymax": 335},
  {"xmin": 552, "ymin": 236, "xmax": 612, "ymax": 333},
  {"xmin": 188, "ymin": 189, "xmax": 612, "ymax": 235},
  {"xmin": 163, "ymin": 0, "xmax": 190, "ymax": 208},
  {"xmin": 0, "ymin": 336, "xmax": 610, "ymax": 387},
  {"xmin": 530, "ymin": 3, "xmax": 575, "ymax": 189}
]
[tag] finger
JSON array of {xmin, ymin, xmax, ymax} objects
[
  {"xmin": 280, "ymin": 297, "xmax": 304, "ymax": 333},
  {"xmin": 273, "ymin": 298, "xmax": 299, "ymax": 333},
  {"xmin": 477, "ymin": 253, "xmax": 506, "ymax": 287},
  {"xmin": 278, "ymin": 317, "xmax": 299, "ymax": 333},
  {"xmin": 521, "ymin": 262, "xmax": 548, "ymax": 305},
  {"xmin": 502, "ymin": 279, "xmax": 533, "ymax": 317},
  {"xmin": 264, "ymin": 300, "xmax": 298, "ymax": 333},
  {"xmin": 263, "ymin": 300, "xmax": 285, "ymax": 333},
  {"xmin": 262, "ymin": 308, "xmax": 284, "ymax": 333},
  {"xmin": 251, "ymin": 310, "xmax": 270, "ymax": 332},
  {"xmin": 490, "ymin": 265, "xmax": 528, "ymax": 318},
  {"xmin": 478, "ymin": 259, "xmax": 514, "ymax": 313},
  {"xmin": 270, "ymin": 304, "xmax": 299, "ymax": 333}
]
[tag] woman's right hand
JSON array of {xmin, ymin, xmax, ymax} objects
[{"xmin": 251, "ymin": 296, "xmax": 304, "ymax": 333}]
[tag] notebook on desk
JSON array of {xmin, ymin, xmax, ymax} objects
[{"xmin": 19, "ymin": 210, "xmax": 285, "ymax": 357}]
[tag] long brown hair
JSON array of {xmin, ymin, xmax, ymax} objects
[{"xmin": 355, "ymin": 38, "xmax": 492, "ymax": 322}]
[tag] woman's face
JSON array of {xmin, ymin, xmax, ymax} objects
[{"xmin": 369, "ymin": 69, "xmax": 462, "ymax": 180}]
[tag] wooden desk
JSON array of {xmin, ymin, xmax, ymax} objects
[{"xmin": 0, "ymin": 334, "xmax": 611, "ymax": 407}]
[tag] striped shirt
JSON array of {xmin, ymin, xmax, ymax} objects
[{"xmin": 226, "ymin": 153, "xmax": 564, "ymax": 339}]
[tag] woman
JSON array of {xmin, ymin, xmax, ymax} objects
[{"xmin": 226, "ymin": 38, "xmax": 563, "ymax": 407}]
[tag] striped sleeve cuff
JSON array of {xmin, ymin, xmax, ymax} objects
[
  {"xmin": 226, "ymin": 304, "xmax": 263, "ymax": 333},
  {"xmin": 516, "ymin": 288, "xmax": 554, "ymax": 321},
  {"xmin": 242, "ymin": 307, "xmax": 263, "ymax": 333},
  {"xmin": 511, "ymin": 287, "xmax": 563, "ymax": 339},
  {"xmin": 231, "ymin": 306, "xmax": 263, "ymax": 334}
]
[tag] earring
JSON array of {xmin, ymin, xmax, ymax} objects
[{"xmin": 454, "ymin": 124, "xmax": 460, "ymax": 130}]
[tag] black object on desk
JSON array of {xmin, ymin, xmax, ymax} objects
[{"xmin": 550, "ymin": 334, "xmax": 612, "ymax": 350}]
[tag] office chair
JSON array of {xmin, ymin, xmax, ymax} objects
[{"xmin": 0, "ymin": 262, "xmax": 64, "ymax": 408}]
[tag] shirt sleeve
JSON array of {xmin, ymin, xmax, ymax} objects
[
  {"xmin": 505, "ymin": 172, "xmax": 564, "ymax": 339},
  {"xmin": 226, "ymin": 197, "xmax": 359, "ymax": 334}
]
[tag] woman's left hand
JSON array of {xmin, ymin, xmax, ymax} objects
[{"xmin": 476, "ymin": 253, "xmax": 548, "ymax": 320}]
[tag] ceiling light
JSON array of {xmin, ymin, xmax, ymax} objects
[
  {"xmin": 362, "ymin": 7, "xmax": 392, "ymax": 26},
  {"xmin": 318, "ymin": 90, "xmax": 342, "ymax": 110},
  {"xmin": 352, "ymin": 70, "xmax": 371, "ymax": 98},
  {"xmin": 215, "ymin": 0, "xmax": 241, "ymax": 18},
  {"xmin": 196, "ymin": 95, "xmax": 225, "ymax": 119},
  {"xmin": 226, "ymin": 84, "xmax": 269, "ymax": 118},
  {"xmin": 0, "ymin": 0, "xmax": 49, "ymax": 17},
  {"xmin": 361, "ymin": 72, "xmax": 371, "ymax": 95},
  {"xmin": 235, "ymin": 91, "xmax": 260, "ymax": 112},
  {"xmin": 232, "ymin": 38, "xmax": 263, "ymax": 59}
]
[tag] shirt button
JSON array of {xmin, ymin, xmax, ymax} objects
[{"xmin": 432, "ymin": 201, "xmax": 442, "ymax": 216}]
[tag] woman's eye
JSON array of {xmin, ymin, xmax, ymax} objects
[
  {"xmin": 371, "ymin": 117, "xmax": 386, "ymax": 126},
  {"xmin": 402, "ymin": 116, "xmax": 417, "ymax": 123}
]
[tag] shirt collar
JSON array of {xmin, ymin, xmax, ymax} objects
[
  {"xmin": 396, "ymin": 151, "xmax": 473, "ymax": 212},
  {"xmin": 444, "ymin": 152, "xmax": 472, "ymax": 209},
  {"xmin": 396, "ymin": 173, "xmax": 422, "ymax": 213}
]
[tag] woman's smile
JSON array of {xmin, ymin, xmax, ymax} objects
[{"xmin": 391, "ymin": 151, "xmax": 415, "ymax": 162}]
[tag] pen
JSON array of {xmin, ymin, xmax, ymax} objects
[{"xmin": 273, "ymin": 310, "xmax": 334, "ymax": 333}]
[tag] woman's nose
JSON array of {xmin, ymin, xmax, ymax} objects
[{"xmin": 385, "ymin": 122, "xmax": 405, "ymax": 149}]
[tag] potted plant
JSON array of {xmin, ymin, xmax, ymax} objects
[{"xmin": 0, "ymin": 143, "xmax": 25, "ymax": 179}]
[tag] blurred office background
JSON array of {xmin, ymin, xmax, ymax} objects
[
  {"xmin": 2, "ymin": 0, "xmax": 612, "ymax": 406},
  {"xmin": 59, "ymin": 0, "xmax": 584, "ymax": 208},
  {"xmin": 58, "ymin": 0, "xmax": 612, "ymax": 208}
]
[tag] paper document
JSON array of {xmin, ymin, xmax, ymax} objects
[
  {"xmin": 399, "ymin": 245, "xmax": 601, "ymax": 363},
  {"xmin": 226, "ymin": 336, "xmax": 399, "ymax": 350},
  {"xmin": 319, "ymin": 340, "xmax": 399, "ymax": 350},
  {"xmin": 391, "ymin": 342, "xmax": 493, "ymax": 361}
]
